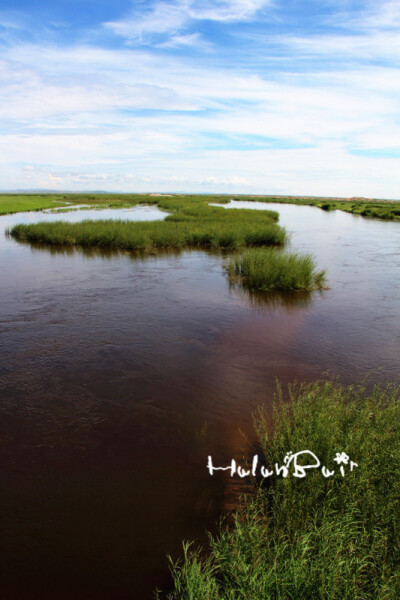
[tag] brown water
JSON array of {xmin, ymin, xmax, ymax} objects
[{"xmin": 0, "ymin": 202, "xmax": 399, "ymax": 599}]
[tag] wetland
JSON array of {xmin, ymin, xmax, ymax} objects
[{"xmin": 0, "ymin": 195, "xmax": 399, "ymax": 598}]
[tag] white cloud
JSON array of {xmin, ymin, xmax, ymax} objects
[
  {"xmin": 336, "ymin": 0, "xmax": 400, "ymax": 30},
  {"xmin": 157, "ymin": 32, "xmax": 207, "ymax": 49},
  {"xmin": 0, "ymin": 10, "xmax": 26, "ymax": 30},
  {"xmin": 106, "ymin": 2, "xmax": 188, "ymax": 40},
  {"xmin": 7, "ymin": 143, "xmax": 400, "ymax": 197},
  {"xmin": 1, "ymin": 2, "xmax": 400, "ymax": 197},
  {"xmin": 187, "ymin": 0, "xmax": 270, "ymax": 22},
  {"xmin": 285, "ymin": 30, "xmax": 400, "ymax": 62},
  {"xmin": 105, "ymin": 0, "xmax": 272, "ymax": 42}
]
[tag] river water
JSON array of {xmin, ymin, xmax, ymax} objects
[{"xmin": 0, "ymin": 201, "xmax": 399, "ymax": 599}]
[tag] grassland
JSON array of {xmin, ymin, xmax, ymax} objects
[
  {"xmin": 10, "ymin": 198, "xmax": 285, "ymax": 251},
  {"xmin": 227, "ymin": 248, "xmax": 327, "ymax": 291},
  {"xmin": 162, "ymin": 379, "xmax": 400, "ymax": 599},
  {"xmin": 0, "ymin": 194, "xmax": 72, "ymax": 215}
]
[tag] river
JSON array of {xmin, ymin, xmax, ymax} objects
[{"xmin": 0, "ymin": 201, "xmax": 399, "ymax": 599}]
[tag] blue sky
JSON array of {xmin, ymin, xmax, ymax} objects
[{"xmin": 1, "ymin": 0, "xmax": 400, "ymax": 196}]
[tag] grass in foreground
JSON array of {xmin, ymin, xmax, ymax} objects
[
  {"xmin": 227, "ymin": 248, "xmax": 327, "ymax": 291},
  {"xmin": 163, "ymin": 379, "xmax": 400, "ymax": 599},
  {"xmin": 9, "ymin": 201, "xmax": 285, "ymax": 251}
]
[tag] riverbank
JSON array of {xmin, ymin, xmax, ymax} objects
[
  {"xmin": 163, "ymin": 379, "xmax": 400, "ymax": 599},
  {"xmin": 248, "ymin": 195, "xmax": 400, "ymax": 221}
]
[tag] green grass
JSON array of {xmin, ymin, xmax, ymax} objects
[
  {"xmin": 9, "ymin": 200, "xmax": 286, "ymax": 251},
  {"xmin": 162, "ymin": 379, "xmax": 400, "ymax": 599},
  {"xmin": 0, "ymin": 192, "xmax": 165, "ymax": 215},
  {"xmin": 312, "ymin": 200, "xmax": 400, "ymax": 220},
  {"xmin": 227, "ymin": 248, "xmax": 327, "ymax": 291},
  {"xmin": 0, "ymin": 194, "xmax": 72, "ymax": 215}
]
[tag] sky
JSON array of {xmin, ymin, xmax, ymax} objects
[{"xmin": 1, "ymin": 0, "xmax": 400, "ymax": 197}]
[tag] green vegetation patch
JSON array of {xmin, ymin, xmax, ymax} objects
[
  {"xmin": 0, "ymin": 195, "xmax": 71, "ymax": 215},
  {"xmin": 227, "ymin": 248, "xmax": 327, "ymax": 291},
  {"xmin": 165, "ymin": 379, "xmax": 400, "ymax": 599},
  {"xmin": 10, "ymin": 200, "xmax": 285, "ymax": 251}
]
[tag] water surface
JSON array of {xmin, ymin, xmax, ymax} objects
[{"xmin": 0, "ymin": 202, "xmax": 399, "ymax": 599}]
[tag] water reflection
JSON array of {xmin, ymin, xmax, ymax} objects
[
  {"xmin": 11, "ymin": 238, "xmax": 185, "ymax": 261},
  {"xmin": 9, "ymin": 237, "xmax": 233, "ymax": 266},
  {"xmin": 43, "ymin": 203, "xmax": 93, "ymax": 212},
  {"xmin": 228, "ymin": 283, "xmax": 314, "ymax": 310}
]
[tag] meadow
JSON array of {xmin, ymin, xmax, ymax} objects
[
  {"xmin": 164, "ymin": 379, "xmax": 400, "ymax": 599},
  {"xmin": 0, "ymin": 194, "xmax": 71, "ymax": 215}
]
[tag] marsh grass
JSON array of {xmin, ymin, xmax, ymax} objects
[
  {"xmin": 227, "ymin": 248, "xmax": 327, "ymax": 291},
  {"xmin": 163, "ymin": 379, "xmax": 400, "ymax": 599},
  {"xmin": 10, "ymin": 202, "xmax": 286, "ymax": 251}
]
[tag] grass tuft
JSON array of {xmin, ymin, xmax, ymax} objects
[{"xmin": 227, "ymin": 248, "xmax": 327, "ymax": 292}]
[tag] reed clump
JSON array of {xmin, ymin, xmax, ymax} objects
[
  {"xmin": 164, "ymin": 379, "xmax": 400, "ymax": 599},
  {"xmin": 227, "ymin": 248, "xmax": 327, "ymax": 291}
]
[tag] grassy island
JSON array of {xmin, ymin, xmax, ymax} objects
[
  {"xmin": 227, "ymin": 248, "xmax": 327, "ymax": 292},
  {"xmin": 163, "ymin": 379, "xmax": 400, "ymax": 599},
  {"xmin": 10, "ymin": 197, "xmax": 285, "ymax": 251}
]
